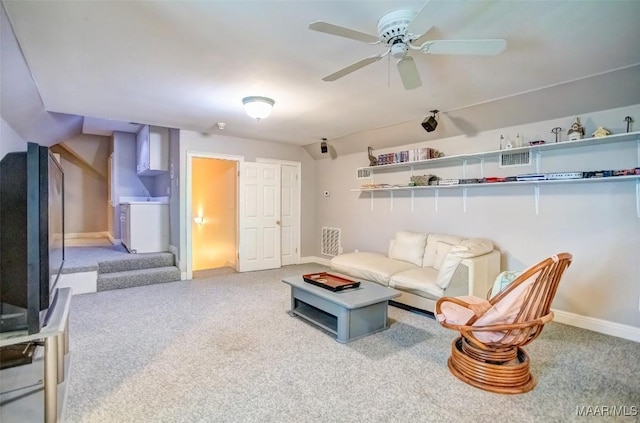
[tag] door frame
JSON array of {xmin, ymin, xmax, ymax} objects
[
  {"xmin": 256, "ymin": 158, "xmax": 301, "ymax": 265},
  {"xmin": 185, "ymin": 151, "xmax": 243, "ymax": 280}
]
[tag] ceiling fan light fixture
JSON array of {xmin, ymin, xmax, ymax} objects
[{"xmin": 242, "ymin": 96, "xmax": 275, "ymax": 120}]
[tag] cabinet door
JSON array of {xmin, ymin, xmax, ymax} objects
[
  {"xmin": 136, "ymin": 125, "xmax": 150, "ymax": 175},
  {"xmin": 148, "ymin": 126, "xmax": 169, "ymax": 172}
]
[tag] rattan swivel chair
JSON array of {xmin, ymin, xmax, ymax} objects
[{"xmin": 435, "ymin": 253, "xmax": 573, "ymax": 394}]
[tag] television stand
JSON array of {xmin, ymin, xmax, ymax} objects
[{"xmin": 0, "ymin": 288, "xmax": 72, "ymax": 423}]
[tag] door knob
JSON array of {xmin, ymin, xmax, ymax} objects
[{"xmin": 276, "ymin": 220, "xmax": 281, "ymax": 225}]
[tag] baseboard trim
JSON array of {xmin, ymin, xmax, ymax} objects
[
  {"xmin": 300, "ymin": 256, "xmax": 331, "ymax": 266},
  {"xmin": 552, "ymin": 309, "xmax": 640, "ymax": 343},
  {"xmin": 65, "ymin": 231, "xmax": 110, "ymax": 239}
]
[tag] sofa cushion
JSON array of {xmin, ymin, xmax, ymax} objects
[
  {"xmin": 435, "ymin": 238, "xmax": 495, "ymax": 290},
  {"xmin": 389, "ymin": 231, "xmax": 428, "ymax": 266},
  {"xmin": 454, "ymin": 238, "xmax": 494, "ymax": 258},
  {"xmin": 423, "ymin": 234, "xmax": 464, "ymax": 268},
  {"xmin": 330, "ymin": 252, "xmax": 417, "ymax": 285},
  {"xmin": 389, "ymin": 267, "xmax": 443, "ymax": 299}
]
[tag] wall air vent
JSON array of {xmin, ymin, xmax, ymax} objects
[
  {"xmin": 499, "ymin": 151, "xmax": 531, "ymax": 168},
  {"xmin": 356, "ymin": 167, "xmax": 372, "ymax": 179},
  {"xmin": 321, "ymin": 227, "xmax": 342, "ymax": 257}
]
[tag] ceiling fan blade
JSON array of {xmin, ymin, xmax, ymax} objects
[
  {"xmin": 397, "ymin": 56, "xmax": 422, "ymax": 90},
  {"xmin": 422, "ymin": 39, "xmax": 507, "ymax": 55},
  {"xmin": 406, "ymin": 1, "xmax": 434, "ymax": 40},
  {"xmin": 323, "ymin": 55, "xmax": 384, "ymax": 81},
  {"xmin": 309, "ymin": 21, "xmax": 379, "ymax": 44}
]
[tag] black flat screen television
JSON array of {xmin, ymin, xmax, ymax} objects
[{"xmin": 0, "ymin": 142, "xmax": 65, "ymax": 334}]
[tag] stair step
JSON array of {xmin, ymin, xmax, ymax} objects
[
  {"xmin": 98, "ymin": 252, "xmax": 175, "ymax": 274},
  {"xmin": 97, "ymin": 266, "xmax": 181, "ymax": 292}
]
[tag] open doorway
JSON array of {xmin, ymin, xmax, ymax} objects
[
  {"xmin": 190, "ymin": 156, "xmax": 238, "ymax": 277},
  {"xmin": 186, "ymin": 153, "xmax": 301, "ymax": 279}
]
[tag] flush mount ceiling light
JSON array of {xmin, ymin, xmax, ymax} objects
[{"xmin": 242, "ymin": 96, "xmax": 275, "ymax": 121}]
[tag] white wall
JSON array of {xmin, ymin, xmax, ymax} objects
[
  {"xmin": 0, "ymin": 117, "xmax": 27, "ymax": 159},
  {"xmin": 56, "ymin": 149, "xmax": 108, "ymax": 234},
  {"xmin": 315, "ymin": 104, "xmax": 640, "ymax": 330},
  {"xmin": 178, "ymin": 131, "xmax": 316, "ymax": 272}
]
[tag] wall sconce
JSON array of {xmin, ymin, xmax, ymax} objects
[
  {"xmin": 193, "ymin": 216, "xmax": 204, "ymax": 225},
  {"xmin": 242, "ymin": 96, "xmax": 275, "ymax": 121}
]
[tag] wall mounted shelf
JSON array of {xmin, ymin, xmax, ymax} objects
[
  {"xmin": 352, "ymin": 131, "xmax": 640, "ymax": 216},
  {"xmin": 356, "ymin": 130, "xmax": 640, "ymax": 174}
]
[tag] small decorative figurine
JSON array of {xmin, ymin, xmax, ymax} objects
[
  {"xmin": 592, "ymin": 127, "xmax": 611, "ymax": 138},
  {"xmin": 567, "ymin": 117, "xmax": 585, "ymax": 141},
  {"xmin": 515, "ymin": 133, "xmax": 523, "ymax": 148},
  {"xmin": 368, "ymin": 146, "xmax": 377, "ymax": 166},
  {"xmin": 551, "ymin": 127, "xmax": 562, "ymax": 143},
  {"xmin": 624, "ymin": 116, "xmax": 634, "ymax": 133},
  {"xmin": 504, "ymin": 138, "xmax": 513, "ymax": 150}
]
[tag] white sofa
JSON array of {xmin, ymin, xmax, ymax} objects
[{"xmin": 330, "ymin": 231, "xmax": 501, "ymax": 314}]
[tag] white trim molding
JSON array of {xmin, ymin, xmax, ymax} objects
[
  {"xmin": 65, "ymin": 231, "xmax": 110, "ymax": 239},
  {"xmin": 552, "ymin": 309, "xmax": 640, "ymax": 343},
  {"xmin": 300, "ymin": 256, "xmax": 331, "ymax": 267}
]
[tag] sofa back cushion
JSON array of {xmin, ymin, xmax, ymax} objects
[
  {"xmin": 388, "ymin": 231, "xmax": 428, "ymax": 266},
  {"xmin": 434, "ymin": 238, "xmax": 495, "ymax": 290},
  {"xmin": 422, "ymin": 234, "xmax": 464, "ymax": 269}
]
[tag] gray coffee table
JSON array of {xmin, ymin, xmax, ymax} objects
[{"xmin": 282, "ymin": 276, "xmax": 400, "ymax": 343}]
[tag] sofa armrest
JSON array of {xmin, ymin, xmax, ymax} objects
[{"xmin": 443, "ymin": 250, "xmax": 501, "ymax": 298}]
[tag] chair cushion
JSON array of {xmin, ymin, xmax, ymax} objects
[
  {"xmin": 489, "ymin": 270, "xmax": 521, "ymax": 298},
  {"xmin": 388, "ymin": 231, "xmax": 428, "ymax": 266},
  {"xmin": 436, "ymin": 295, "xmax": 489, "ymax": 325},
  {"xmin": 389, "ymin": 267, "xmax": 443, "ymax": 299},
  {"xmin": 422, "ymin": 234, "xmax": 464, "ymax": 268},
  {"xmin": 437, "ymin": 267, "xmax": 540, "ymax": 343},
  {"xmin": 471, "ymin": 269, "xmax": 540, "ymax": 343},
  {"xmin": 330, "ymin": 252, "xmax": 417, "ymax": 285}
]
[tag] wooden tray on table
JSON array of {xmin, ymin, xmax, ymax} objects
[{"xmin": 302, "ymin": 272, "xmax": 361, "ymax": 292}]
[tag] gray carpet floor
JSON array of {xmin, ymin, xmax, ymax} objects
[
  {"xmin": 62, "ymin": 244, "xmax": 130, "ymax": 273},
  {"xmin": 65, "ymin": 264, "xmax": 640, "ymax": 423}
]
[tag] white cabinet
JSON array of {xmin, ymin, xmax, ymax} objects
[
  {"xmin": 136, "ymin": 125, "xmax": 169, "ymax": 176},
  {"xmin": 120, "ymin": 203, "xmax": 169, "ymax": 253},
  {"xmin": 120, "ymin": 205, "xmax": 130, "ymax": 250}
]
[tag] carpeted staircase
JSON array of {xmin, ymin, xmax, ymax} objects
[{"xmin": 97, "ymin": 252, "xmax": 181, "ymax": 292}]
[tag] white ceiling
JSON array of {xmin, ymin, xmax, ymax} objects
[{"xmin": 3, "ymin": 1, "xmax": 640, "ymax": 157}]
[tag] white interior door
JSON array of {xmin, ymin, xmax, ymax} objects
[
  {"xmin": 280, "ymin": 164, "xmax": 299, "ymax": 265},
  {"xmin": 239, "ymin": 162, "xmax": 281, "ymax": 272}
]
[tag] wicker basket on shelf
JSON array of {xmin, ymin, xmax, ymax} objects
[{"xmin": 410, "ymin": 175, "xmax": 437, "ymax": 186}]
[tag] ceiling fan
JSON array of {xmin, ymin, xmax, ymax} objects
[{"xmin": 308, "ymin": 1, "xmax": 506, "ymax": 90}]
